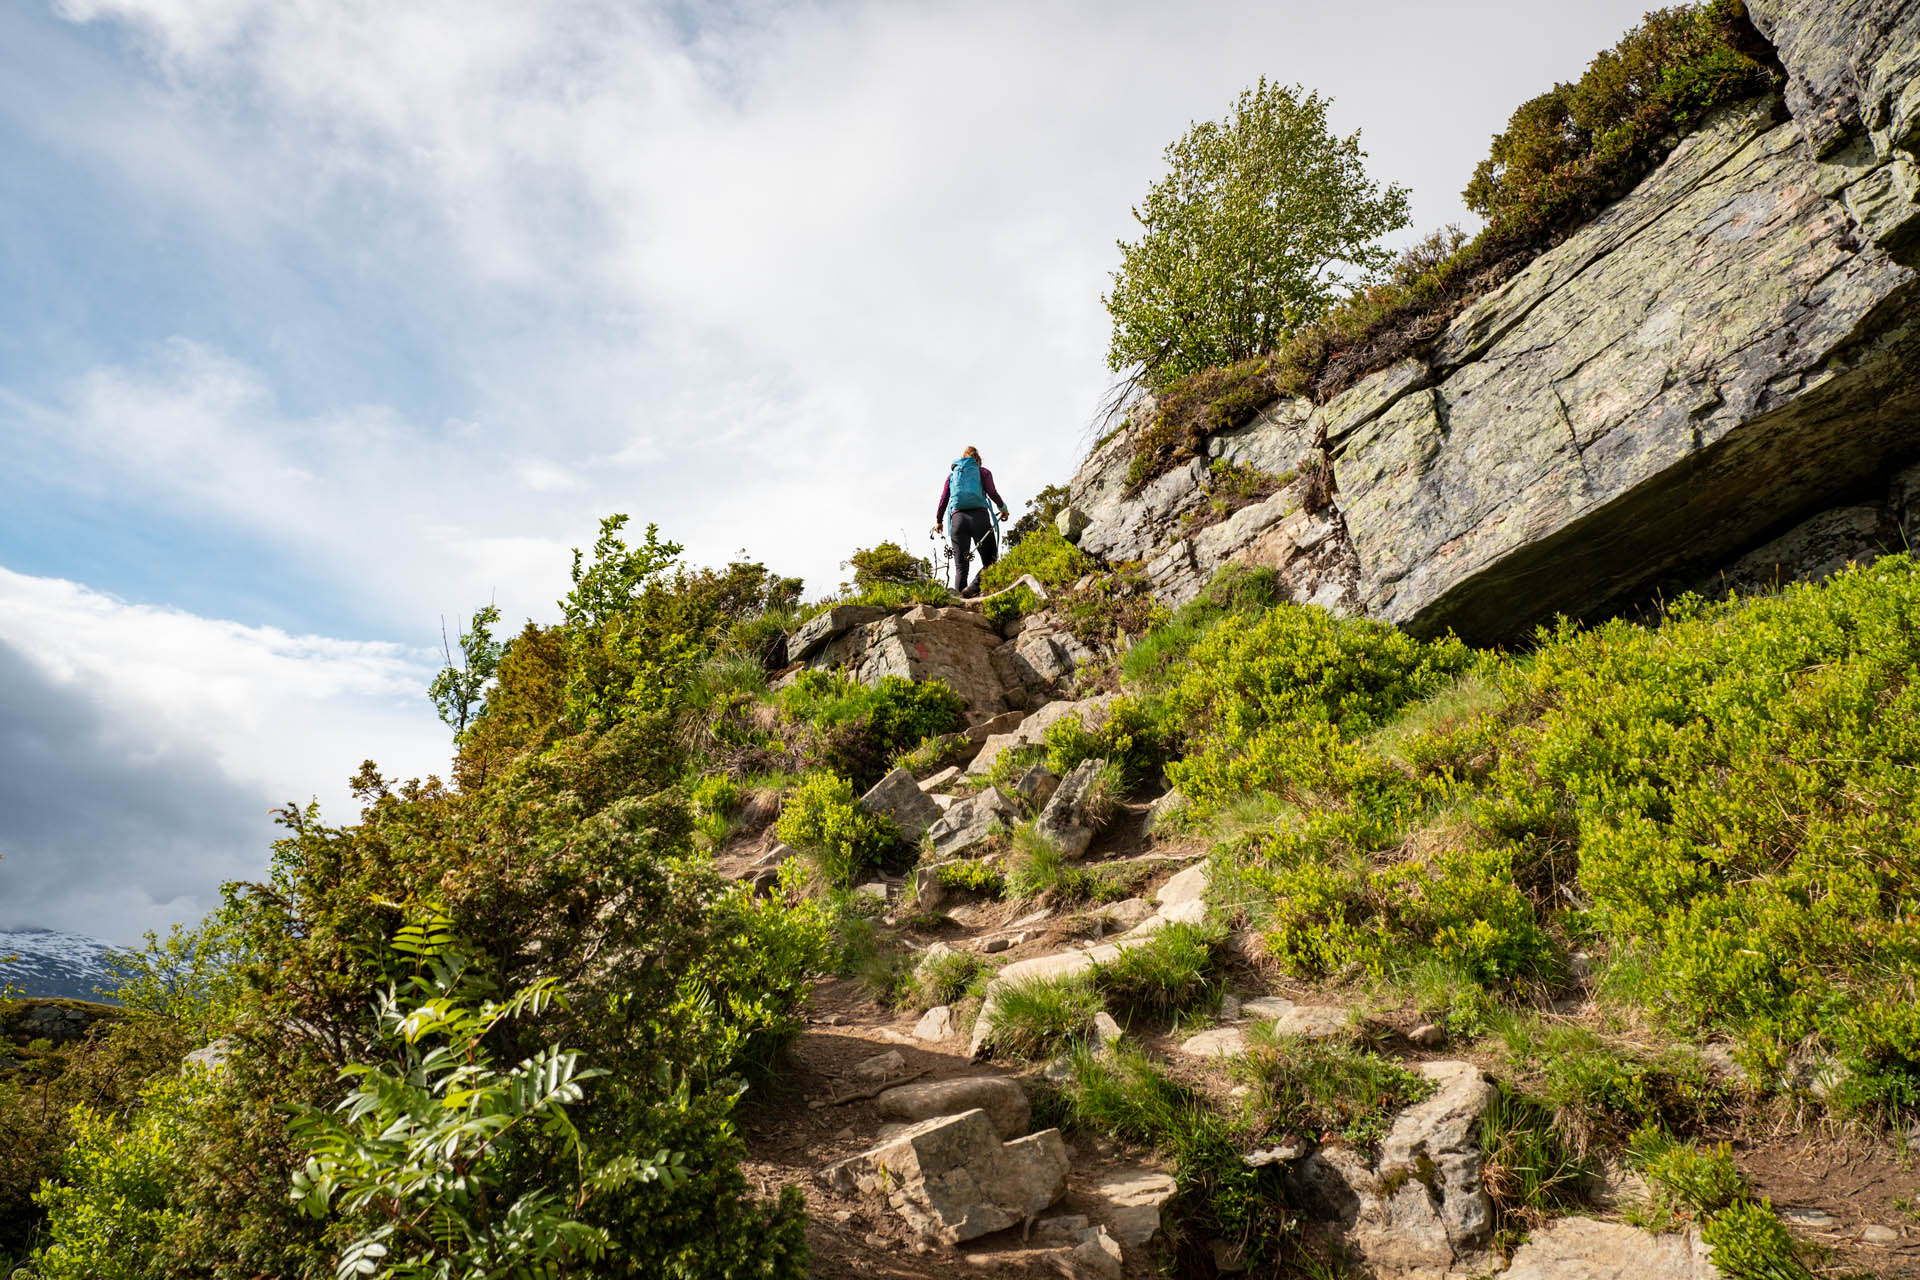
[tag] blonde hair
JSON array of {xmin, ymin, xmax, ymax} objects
[{"xmin": 962, "ymin": 445, "xmax": 980, "ymax": 460}]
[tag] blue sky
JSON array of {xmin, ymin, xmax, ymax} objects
[{"xmin": 0, "ymin": 0, "xmax": 1659, "ymax": 945}]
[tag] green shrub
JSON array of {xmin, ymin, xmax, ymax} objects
[
  {"xmin": 932, "ymin": 859, "xmax": 1007, "ymax": 898},
  {"xmin": 1044, "ymin": 696, "xmax": 1174, "ymax": 788},
  {"xmin": 30, "ymin": 1070, "xmax": 208, "ymax": 1280},
  {"xmin": 981, "ymin": 583, "xmax": 1040, "ymax": 629},
  {"xmin": 1095, "ymin": 921, "xmax": 1227, "ymax": 1022},
  {"xmin": 690, "ymin": 773, "xmax": 741, "ymax": 842},
  {"xmin": 778, "ymin": 671, "xmax": 966, "ymax": 789},
  {"xmin": 0, "ymin": 1015, "xmax": 187, "ymax": 1264},
  {"xmin": 1005, "ymin": 484, "xmax": 1071, "ymax": 548},
  {"xmin": 1168, "ymin": 603, "xmax": 1474, "ymax": 760},
  {"xmin": 842, "ymin": 541, "xmax": 933, "ymax": 591},
  {"xmin": 1629, "ymin": 1129, "xmax": 1747, "ymax": 1219},
  {"xmin": 775, "ymin": 773, "xmax": 901, "ymax": 887},
  {"xmin": 285, "ymin": 910, "xmax": 683, "ymax": 1279},
  {"xmin": 1700, "ymin": 1199, "xmax": 1813, "ymax": 1280},
  {"xmin": 980, "ymin": 528, "xmax": 1095, "ymax": 596}
]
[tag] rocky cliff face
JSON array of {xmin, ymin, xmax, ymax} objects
[{"xmin": 1063, "ymin": 0, "xmax": 1920, "ymax": 643}]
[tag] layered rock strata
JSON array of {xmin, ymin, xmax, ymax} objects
[{"xmin": 1061, "ymin": 0, "xmax": 1920, "ymax": 642}]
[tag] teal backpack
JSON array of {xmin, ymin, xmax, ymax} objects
[{"xmin": 949, "ymin": 456, "xmax": 988, "ymax": 511}]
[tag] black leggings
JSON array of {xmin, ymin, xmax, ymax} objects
[{"xmin": 948, "ymin": 507, "xmax": 998, "ymax": 592}]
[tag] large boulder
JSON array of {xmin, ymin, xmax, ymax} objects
[
  {"xmin": 1286, "ymin": 1061, "xmax": 1498, "ymax": 1278},
  {"xmin": 786, "ymin": 608, "xmax": 1093, "ymax": 723},
  {"xmin": 876, "ymin": 1075, "xmax": 1031, "ymax": 1140},
  {"xmin": 1330, "ymin": 97, "xmax": 1920, "ymax": 641},
  {"xmin": 821, "ymin": 1109, "xmax": 1070, "ymax": 1245},
  {"xmin": 859, "ymin": 766, "xmax": 943, "ymax": 841},
  {"xmin": 813, "ymin": 604, "xmax": 1015, "ymax": 719},
  {"xmin": 788, "ymin": 605, "xmax": 891, "ymax": 662},
  {"xmin": 926, "ymin": 786, "xmax": 1019, "ymax": 858},
  {"xmin": 1057, "ymin": 6, "xmax": 1920, "ymax": 642}
]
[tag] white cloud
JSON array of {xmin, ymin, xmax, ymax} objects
[
  {"xmin": 1, "ymin": 0, "xmax": 1675, "ymax": 941},
  {"xmin": 29, "ymin": 0, "xmax": 1665, "ymax": 619},
  {"xmin": 0, "ymin": 566, "xmax": 450, "ymax": 943},
  {"xmin": 0, "ymin": 565, "xmax": 448, "ymax": 802}
]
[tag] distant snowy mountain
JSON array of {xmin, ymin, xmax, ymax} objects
[{"xmin": 0, "ymin": 928, "xmax": 122, "ymax": 1002}]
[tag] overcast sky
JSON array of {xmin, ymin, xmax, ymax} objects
[{"xmin": 0, "ymin": 0, "xmax": 1659, "ymax": 945}]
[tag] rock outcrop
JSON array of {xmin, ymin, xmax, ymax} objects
[
  {"xmin": 782, "ymin": 603, "xmax": 1095, "ymax": 720},
  {"xmin": 1289, "ymin": 1061, "xmax": 1499, "ymax": 1279},
  {"xmin": 1060, "ymin": 0, "xmax": 1920, "ymax": 643},
  {"xmin": 1499, "ymin": 1217, "xmax": 1718, "ymax": 1280}
]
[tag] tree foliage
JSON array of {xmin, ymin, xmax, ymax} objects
[
  {"xmin": 1104, "ymin": 78, "xmax": 1410, "ymax": 387},
  {"xmin": 428, "ymin": 605, "xmax": 507, "ymax": 739},
  {"xmin": 286, "ymin": 905, "xmax": 684, "ymax": 1280}
]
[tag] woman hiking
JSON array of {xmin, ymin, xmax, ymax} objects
[{"xmin": 932, "ymin": 446, "xmax": 1011, "ymax": 596}]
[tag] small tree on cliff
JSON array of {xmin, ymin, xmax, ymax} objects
[{"xmin": 1104, "ymin": 79, "xmax": 1410, "ymax": 387}]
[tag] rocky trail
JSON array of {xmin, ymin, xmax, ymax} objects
[
  {"xmin": 718, "ymin": 667, "xmax": 1918, "ymax": 1278},
  {"xmin": 708, "ymin": 3, "xmax": 1920, "ymax": 1263}
]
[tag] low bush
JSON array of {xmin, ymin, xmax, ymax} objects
[
  {"xmin": 778, "ymin": 672, "xmax": 966, "ymax": 789},
  {"xmin": 842, "ymin": 541, "xmax": 933, "ymax": 591},
  {"xmin": 931, "ymin": 859, "xmax": 1007, "ymax": 899},
  {"xmin": 775, "ymin": 773, "xmax": 902, "ymax": 887},
  {"xmin": 690, "ymin": 772, "xmax": 741, "ymax": 842},
  {"xmin": 1631, "ymin": 1131, "xmax": 1747, "ymax": 1219},
  {"xmin": 1700, "ymin": 1199, "xmax": 1813, "ymax": 1280},
  {"xmin": 1627, "ymin": 1131, "xmax": 1812, "ymax": 1279},
  {"xmin": 980, "ymin": 528, "xmax": 1094, "ymax": 597},
  {"xmin": 30, "ymin": 1069, "xmax": 209, "ymax": 1280},
  {"xmin": 1044, "ymin": 696, "xmax": 1175, "ymax": 788}
]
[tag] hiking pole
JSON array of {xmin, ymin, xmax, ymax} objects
[{"xmin": 928, "ymin": 522, "xmax": 953, "ymax": 592}]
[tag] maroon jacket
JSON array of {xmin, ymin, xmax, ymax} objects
[{"xmin": 936, "ymin": 468, "xmax": 1007, "ymax": 523}]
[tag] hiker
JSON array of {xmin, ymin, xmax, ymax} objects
[{"xmin": 932, "ymin": 445, "xmax": 1011, "ymax": 595}]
